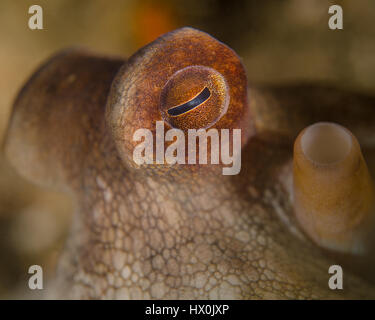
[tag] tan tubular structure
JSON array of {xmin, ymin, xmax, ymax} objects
[{"xmin": 293, "ymin": 122, "xmax": 375, "ymax": 254}]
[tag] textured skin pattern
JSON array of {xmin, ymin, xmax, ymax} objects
[{"xmin": 4, "ymin": 28, "xmax": 375, "ymax": 299}]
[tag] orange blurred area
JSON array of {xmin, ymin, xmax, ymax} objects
[{"xmin": 131, "ymin": 1, "xmax": 178, "ymax": 47}]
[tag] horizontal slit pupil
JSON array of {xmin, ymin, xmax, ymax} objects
[{"xmin": 167, "ymin": 87, "xmax": 211, "ymax": 116}]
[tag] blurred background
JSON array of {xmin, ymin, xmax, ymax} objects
[{"xmin": 0, "ymin": 0, "xmax": 375, "ymax": 298}]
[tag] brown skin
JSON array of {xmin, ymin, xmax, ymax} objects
[{"xmin": 4, "ymin": 28, "xmax": 375, "ymax": 299}]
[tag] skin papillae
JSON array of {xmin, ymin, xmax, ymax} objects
[{"xmin": 4, "ymin": 27, "xmax": 375, "ymax": 299}]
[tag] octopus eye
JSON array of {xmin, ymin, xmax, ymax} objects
[
  {"xmin": 293, "ymin": 122, "xmax": 375, "ymax": 255},
  {"xmin": 159, "ymin": 65, "xmax": 229, "ymax": 130},
  {"xmin": 167, "ymin": 87, "xmax": 211, "ymax": 117}
]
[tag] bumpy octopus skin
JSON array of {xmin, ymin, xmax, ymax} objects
[{"xmin": 4, "ymin": 28, "xmax": 375, "ymax": 299}]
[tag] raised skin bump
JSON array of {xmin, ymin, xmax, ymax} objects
[{"xmin": 4, "ymin": 27, "xmax": 375, "ymax": 299}]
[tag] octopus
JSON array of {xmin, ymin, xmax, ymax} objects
[{"xmin": 3, "ymin": 27, "xmax": 375, "ymax": 299}]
